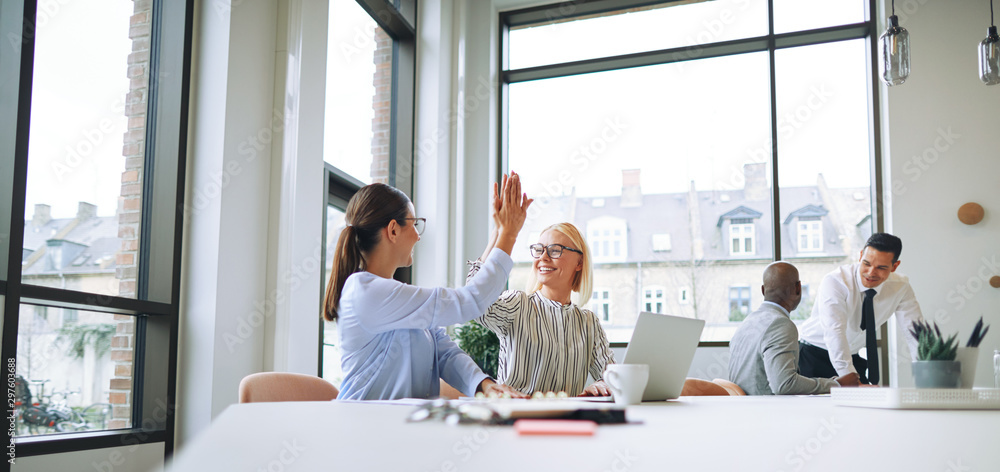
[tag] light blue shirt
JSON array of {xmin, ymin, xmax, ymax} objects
[{"xmin": 337, "ymin": 248, "xmax": 514, "ymax": 400}]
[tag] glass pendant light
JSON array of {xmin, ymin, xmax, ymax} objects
[
  {"xmin": 980, "ymin": 0, "xmax": 1000, "ymax": 85},
  {"xmin": 879, "ymin": 1, "xmax": 910, "ymax": 86}
]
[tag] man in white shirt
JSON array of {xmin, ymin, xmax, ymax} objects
[{"xmin": 798, "ymin": 233, "xmax": 924, "ymax": 385}]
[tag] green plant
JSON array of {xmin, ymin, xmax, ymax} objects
[
  {"xmin": 909, "ymin": 320, "xmax": 958, "ymax": 361},
  {"xmin": 56, "ymin": 323, "xmax": 116, "ymax": 360},
  {"xmin": 453, "ymin": 321, "xmax": 499, "ymax": 378}
]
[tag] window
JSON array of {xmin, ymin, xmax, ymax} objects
[
  {"xmin": 501, "ymin": 0, "xmax": 877, "ymax": 342},
  {"xmin": 587, "ymin": 217, "xmax": 627, "ymax": 262},
  {"xmin": 798, "ymin": 219, "xmax": 823, "ymax": 252},
  {"xmin": 729, "ymin": 222, "xmax": 756, "ymax": 256},
  {"xmin": 590, "ymin": 289, "xmax": 611, "ymax": 323},
  {"xmin": 2, "ymin": 0, "xmax": 191, "ymax": 457},
  {"xmin": 728, "ymin": 286, "xmax": 752, "ymax": 322},
  {"xmin": 643, "ymin": 287, "xmax": 664, "ymax": 314},
  {"xmin": 319, "ymin": 1, "xmax": 416, "ymax": 384}
]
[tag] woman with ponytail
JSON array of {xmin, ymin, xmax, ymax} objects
[{"xmin": 325, "ymin": 174, "xmax": 532, "ymax": 400}]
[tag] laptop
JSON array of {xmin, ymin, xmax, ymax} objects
[{"xmin": 621, "ymin": 312, "xmax": 705, "ymax": 401}]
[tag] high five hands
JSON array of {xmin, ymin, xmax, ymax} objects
[{"xmin": 492, "ymin": 172, "xmax": 533, "ymax": 256}]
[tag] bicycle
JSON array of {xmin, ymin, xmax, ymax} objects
[{"xmin": 13, "ymin": 377, "xmax": 112, "ymax": 434}]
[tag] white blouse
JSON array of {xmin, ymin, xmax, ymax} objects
[{"xmin": 468, "ymin": 261, "xmax": 615, "ymax": 395}]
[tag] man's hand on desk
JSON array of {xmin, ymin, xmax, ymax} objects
[
  {"xmin": 835, "ymin": 372, "xmax": 861, "ymax": 387},
  {"xmin": 580, "ymin": 380, "xmax": 611, "ymax": 397},
  {"xmin": 478, "ymin": 378, "xmax": 528, "ymax": 398}
]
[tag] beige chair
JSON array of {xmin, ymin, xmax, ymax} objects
[
  {"xmin": 680, "ymin": 377, "xmax": 730, "ymax": 396},
  {"xmin": 712, "ymin": 378, "xmax": 747, "ymax": 396},
  {"xmin": 238, "ymin": 372, "xmax": 339, "ymax": 403},
  {"xmin": 439, "ymin": 379, "xmax": 466, "ymax": 400}
]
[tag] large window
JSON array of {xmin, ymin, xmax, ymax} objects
[
  {"xmin": 2, "ymin": 0, "xmax": 191, "ymax": 459},
  {"xmin": 501, "ymin": 0, "xmax": 878, "ymax": 343},
  {"xmin": 319, "ymin": 0, "xmax": 416, "ymax": 384}
]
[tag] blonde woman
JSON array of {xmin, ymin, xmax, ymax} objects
[{"xmin": 468, "ymin": 222, "xmax": 615, "ymax": 396}]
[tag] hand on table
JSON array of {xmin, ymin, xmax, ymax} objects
[
  {"xmin": 835, "ymin": 372, "xmax": 861, "ymax": 387},
  {"xmin": 580, "ymin": 380, "xmax": 611, "ymax": 397},
  {"xmin": 478, "ymin": 378, "xmax": 528, "ymax": 398}
]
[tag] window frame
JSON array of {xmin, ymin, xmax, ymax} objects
[
  {"xmin": 728, "ymin": 285, "xmax": 752, "ymax": 322},
  {"xmin": 1, "ymin": 0, "xmax": 193, "ymax": 460},
  {"xmin": 642, "ymin": 286, "xmax": 665, "ymax": 314},
  {"xmin": 590, "ymin": 288, "xmax": 611, "ymax": 323},
  {"xmin": 497, "ymin": 0, "xmax": 886, "ymax": 347}
]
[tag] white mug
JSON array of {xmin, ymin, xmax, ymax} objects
[{"xmin": 604, "ymin": 364, "xmax": 649, "ymax": 405}]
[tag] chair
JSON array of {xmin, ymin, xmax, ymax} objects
[
  {"xmin": 439, "ymin": 379, "xmax": 466, "ymax": 399},
  {"xmin": 712, "ymin": 378, "xmax": 747, "ymax": 396},
  {"xmin": 680, "ymin": 378, "xmax": 730, "ymax": 396},
  {"xmin": 238, "ymin": 372, "xmax": 339, "ymax": 403}
]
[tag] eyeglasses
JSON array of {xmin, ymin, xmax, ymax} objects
[
  {"xmin": 529, "ymin": 243, "xmax": 583, "ymax": 259},
  {"xmin": 402, "ymin": 217, "xmax": 426, "ymax": 235}
]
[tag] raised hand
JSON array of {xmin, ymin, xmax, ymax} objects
[{"xmin": 493, "ymin": 172, "xmax": 533, "ymax": 256}]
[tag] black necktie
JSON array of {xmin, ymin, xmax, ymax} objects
[{"xmin": 859, "ymin": 288, "xmax": 878, "ymax": 385}]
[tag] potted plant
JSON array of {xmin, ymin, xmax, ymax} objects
[
  {"xmin": 453, "ymin": 320, "xmax": 499, "ymax": 379},
  {"xmin": 909, "ymin": 321, "xmax": 961, "ymax": 388}
]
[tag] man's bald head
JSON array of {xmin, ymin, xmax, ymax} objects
[{"xmin": 762, "ymin": 261, "xmax": 802, "ymax": 312}]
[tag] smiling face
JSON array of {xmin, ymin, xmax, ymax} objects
[
  {"xmin": 858, "ymin": 246, "xmax": 899, "ymax": 289},
  {"xmin": 532, "ymin": 229, "xmax": 583, "ymax": 293}
]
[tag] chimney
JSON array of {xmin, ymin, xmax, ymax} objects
[
  {"xmin": 621, "ymin": 169, "xmax": 642, "ymax": 208},
  {"xmin": 32, "ymin": 204, "xmax": 51, "ymax": 227},
  {"xmin": 743, "ymin": 163, "xmax": 768, "ymax": 201},
  {"xmin": 77, "ymin": 202, "xmax": 97, "ymax": 221}
]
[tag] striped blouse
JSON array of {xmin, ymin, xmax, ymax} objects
[{"xmin": 467, "ymin": 261, "xmax": 615, "ymax": 395}]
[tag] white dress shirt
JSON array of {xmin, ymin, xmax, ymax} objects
[{"xmin": 798, "ymin": 262, "xmax": 924, "ymax": 376}]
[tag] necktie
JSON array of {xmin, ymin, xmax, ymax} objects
[{"xmin": 859, "ymin": 288, "xmax": 878, "ymax": 385}]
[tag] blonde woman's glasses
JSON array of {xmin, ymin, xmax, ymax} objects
[{"xmin": 529, "ymin": 243, "xmax": 582, "ymax": 259}]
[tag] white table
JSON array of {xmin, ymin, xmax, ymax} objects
[{"xmin": 166, "ymin": 396, "xmax": 1000, "ymax": 471}]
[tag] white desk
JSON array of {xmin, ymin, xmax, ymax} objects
[{"xmin": 167, "ymin": 396, "xmax": 1000, "ymax": 471}]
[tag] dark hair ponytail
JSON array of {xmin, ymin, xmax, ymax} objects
[{"xmin": 323, "ymin": 183, "xmax": 411, "ymax": 321}]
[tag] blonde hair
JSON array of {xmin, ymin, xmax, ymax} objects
[{"xmin": 525, "ymin": 222, "xmax": 593, "ymax": 306}]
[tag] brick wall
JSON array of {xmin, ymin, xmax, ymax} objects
[
  {"xmin": 370, "ymin": 27, "xmax": 392, "ymax": 184},
  {"xmin": 109, "ymin": 0, "xmax": 151, "ymax": 430}
]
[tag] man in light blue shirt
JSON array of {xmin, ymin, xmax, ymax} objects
[{"xmin": 729, "ymin": 262, "xmax": 859, "ymax": 395}]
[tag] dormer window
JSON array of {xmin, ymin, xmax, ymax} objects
[
  {"xmin": 784, "ymin": 205, "xmax": 828, "ymax": 253},
  {"xmin": 718, "ymin": 206, "xmax": 762, "ymax": 257},
  {"xmin": 729, "ymin": 219, "xmax": 755, "ymax": 256},
  {"xmin": 797, "ymin": 217, "xmax": 823, "ymax": 252}
]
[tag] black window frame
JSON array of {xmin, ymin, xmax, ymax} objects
[
  {"xmin": 498, "ymin": 0, "xmax": 885, "ymax": 349},
  {"xmin": 1, "ymin": 0, "xmax": 194, "ymax": 464}
]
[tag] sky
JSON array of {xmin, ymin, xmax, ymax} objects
[
  {"xmin": 23, "ymin": 0, "xmax": 874, "ymax": 217},
  {"xmin": 23, "ymin": 0, "xmax": 133, "ymax": 219},
  {"xmin": 507, "ymin": 0, "xmax": 873, "ymax": 199}
]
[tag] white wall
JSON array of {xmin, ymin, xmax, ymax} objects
[
  {"xmin": 177, "ymin": 0, "xmax": 278, "ymax": 449},
  {"xmin": 881, "ymin": 0, "xmax": 1000, "ymax": 387}
]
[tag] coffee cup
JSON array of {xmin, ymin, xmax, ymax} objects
[{"xmin": 604, "ymin": 364, "xmax": 649, "ymax": 405}]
